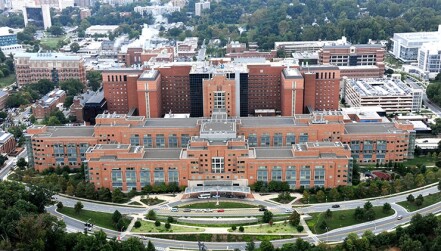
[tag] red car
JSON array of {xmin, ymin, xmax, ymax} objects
[{"xmin": 217, "ymin": 209, "xmax": 225, "ymax": 212}]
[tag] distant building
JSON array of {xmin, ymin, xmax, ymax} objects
[
  {"xmin": 14, "ymin": 52, "xmax": 86, "ymax": 86},
  {"xmin": 0, "ymin": 131, "xmax": 16, "ymax": 154},
  {"xmin": 418, "ymin": 42, "xmax": 441, "ymax": 78},
  {"xmin": 32, "ymin": 89, "xmax": 66, "ymax": 119},
  {"xmin": 85, "ymin": 25, "xmax": 119, "ymax": 36},
  {"xmin": 23, "ymin": 5, "xmax": 52, "ymax": 29},
  {"xmin": 344, "ymin": 78, "xmax": 423, "ymax": 113},
  {"xmin": 0, "ymin": 27, "xmax": 17, "ymax": 46},
  {"xmin": 0, "ymin": 90, "xmax": 8, "ymax": 110},
  {"xmin": 195, "ymin": 0, "xmax": 210, "ymax": 16},
  {"xmin": 319, "ymin": 44, "xmax": 385, "ymax": 78},
  {"xmin": 391, "ymin": 25, "xmax": 441, "ymax": 62}
]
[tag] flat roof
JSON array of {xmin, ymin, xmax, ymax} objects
[
  {"xmin": 144, "ymin": 118, "xmax": 198, "ymax": 128},
  {"xmin": 344, "ymin": 123, "xmax": 403, "ymax": 134},
  {"xmin": 255, "ymin": 148, "xmax": 293, "ymax": 159},
  {"xmin": 143, "ymin": 148, "xmax": 181, "ymax": 159},
  {"xmin": 38, "ymin": 126, "xmax": 95, "ymax": 137}
]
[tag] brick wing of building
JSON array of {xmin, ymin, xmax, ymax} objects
[{"xmin": 26, "ymin": 110, "xmax": 415, "ymax": 192}]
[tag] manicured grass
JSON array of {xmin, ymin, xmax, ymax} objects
[
  {"xmin": 243, "ymin": 222, "xmax": 301, "ymax": 234},
  {"xmin": 179, "ymin": 202, "xmax": 258, "ymax": 209},
  {"xmin": 140, "ymin": 197, "xmax": 165, "ymax": 205},
  {"xmin": 58, "ymin": 207, "xmax": 130, "ymax": 230},
  {"xmin": 40, "ymin": 35, "xmax": 66, "ymax": 50},
  {"xmin": 403, "ymin": 155, "xmax": 436, "ymax": 167},
  {"xmin": 306, "ymin": 207, "xmax": 395, "ymax": 234},
  {"xmin": 131, "ymin": 220, "xmax": 204, "ymax": 233},
  {"xmin": 143, "ymin": 233, "xmax": 295, "ymax": 242},
  {"xmin": 0, "ymin": 74, "xmax": 16, "ymax": 87},
  {"xmin": 398, "ymin": 192, "xmax": 441, "ymax": 212}
]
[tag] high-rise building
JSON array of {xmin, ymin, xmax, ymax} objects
[
  {"xmin": 23, "ymin": 5, "xmax": 52, "ymax": 29},
  {"xmin": 14, "ymin": 52, "xmax": 86, "ymax": 86}
]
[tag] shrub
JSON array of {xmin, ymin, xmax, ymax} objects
[
  {"xmin": 154, "ymin": 220, "xmax": 161, "ymax": 227},
  {"xmin": 134, "ymin": 221, "xmax": 141, "ymax": 228},
  {"xmin": 239, "ymin": 226, "xmax": 244, "ymax": 232}
]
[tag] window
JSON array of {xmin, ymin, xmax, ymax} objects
[
  {"xmin": 271, "ymin": 166, "xmax": 282, "ymax": 181},
  {"xmin": 286, "ymin": 133, "xmax": 295, "ymax": 145},
  {"xmin": 130, "ymin": 134, "xmax": 140, "ymax": 146},
  {"xmin": 143, "ymin": 134, "xmax": 153, "ymax": 147},
  {"xmin": 257, "ymin": 166, "xmax": 268, "ymax": 181},
  {"xmin": 212, "ymin": 157, "xmax": 224, "ymax": 173},
  {"xmin": 156, "ymin": 134, "xmax": 165, "ymax": 148},
  {"xmin": 273, "ymin": 133, "xmax": 283, "ymax": 146},
  {"xmin": 261, "ymin": 133, "xmax": 270, "ymax": 146},
  {"xmin": 168, "ymin": 134, "xmax": 178, "ymax": 148}
]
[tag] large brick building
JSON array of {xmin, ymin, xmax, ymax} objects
[
  {"xmin": 14, "ymin": 53, "xmax": 86, "ymax": 86},
  {"xmin": 101, "ymin": 62, "xmax": 342, "ymax": 118},
  {"xmin": 26, "ymin": 109, "xmax": 415, "ymax": 191}
]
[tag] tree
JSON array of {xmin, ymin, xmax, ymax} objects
[
  {"xmin": 245, "ymin": 240, "xmax": 255, "ymax": 251},
  {"xmin": 259, "ymin": 240, "xmax": 275, "ymax": 251},
  {"xmin": 316, "ymin": 190, "xmax": 326, "ymax": 202},
  {"xmin": 112, "ymin": 210, "xmax": 122, "ymax": 225},
  {"xmin": 86, "ymin": 71, "xmax": 102, "ymax": 91},
  {"xmin": 288, "ymin": 211, "xmax": 301, "ymax": 226},
  {"xmin": 383, "ymin": 203, "xmax": 392, "ymax": 213},
  {"xmin": 302, "ymin": 190, "xmax": 310, "ymax": 203},
  {"xmin": 74, "ymin": 201, "xmax": 83, "ymax": 214},
  {"xmin": 112, "ymin": 188, "xmax": 125, "ymax": 203},
  {"xmin": 70, "ymin": 42, "xmax": 80, "ymax": 53},
  {"xmin": 147, "ymin": 240, "xmax": 155, "ymax": 251},
  {"xmin": 147, "ymin": 210, "xmax": 157, "ymax": 220},
  {"xmin": 56, "ymin": 201, "xmax": 63, "ymax": 210},
  {"xmin": 262, "ymin": 210, "xmax": 273, "ymax": 223},
  {"xmin": 16, "ymin": 158, "xmax": 27, "ymax": 169},
  {"xmin": 329, "ymin": 187, "xmax": 340, "ymax": 201}
]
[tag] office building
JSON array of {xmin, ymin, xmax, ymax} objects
[
  {"xmin": 14, "ymin": 52, "xmax": 86, "ymax": 86},
  {"xmin": 26, "ymin": 109, "xmax": 415, "ymax": 191},
  {"xmin": 0, "ymin": 27, "xmax": 17, "ymax": 46},
  {"xmin": 195, "ymin": 1, "xmax": 210, "ymax": 16},
  {"xmin": 344, "ymin": 78, "xmax": 423, "ymax": 113},
  {"xmin": 0, "ymin": 131, "xmax": 16, "ymax": 154},
  {"xmin": 32, "ymin": 89, "xmax": 66, "ymax": 119},
  {"xmin": 418, "ymin": 42, "xmax": 441, "ymax": 78},
  {"xmin": 318, "ymin": 44, "xmax": 385, "ymax": 78},
  {"xmin": 23, "ymin": 5, "xmax": 52, "ymax": 29},
  {"xmin": 391, "ymin": 25, "xmax": 441, "ymax": 62}
]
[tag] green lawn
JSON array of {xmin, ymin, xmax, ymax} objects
[
  {"xmin": 40, "ymin": 35, "xmax": 66, "ymax": 50},
  {"xmin": 0, "ymin": 74, "xmax": 16, "ymax": 87},
  {"xmin": 132, "ymin": 220, "xmax": 204, "ymax": 233},
  {"xmin": 404, "ymin": 155, "xmax": 436, "ymax": 167},
  {"xmin": 243, "ymin": 222, "xmax": 301, "ymax": 234},
  {"xmin": 306, "ymin": 207, "xmax": 395, "ymax": 234},
  {"xmin": 58, "ymin": 207, "xmax": 130, "ymax": 230},
  {"xmin": 179, "ymin": 201, "xmax": 258, "ymax": 209},
  {"xmin": 398, "ymin": 192, "xmax": 441, "ymax": 212}
]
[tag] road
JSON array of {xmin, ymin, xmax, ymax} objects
[{"xmin": 48, "ymin": 184, "xmax": 441, "ymax": 249}]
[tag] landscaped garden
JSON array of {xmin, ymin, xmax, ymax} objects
[
  {"xmin": 398, "ymin": 192, "xmax": 441, "ymax": 212},
  {"xmin": 179, "ymin": 201, "xmax": 258, "ymax": 209},
  {"xmin": 306, "ymin": 203, "xmax": 395, "ymax": 234}
]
